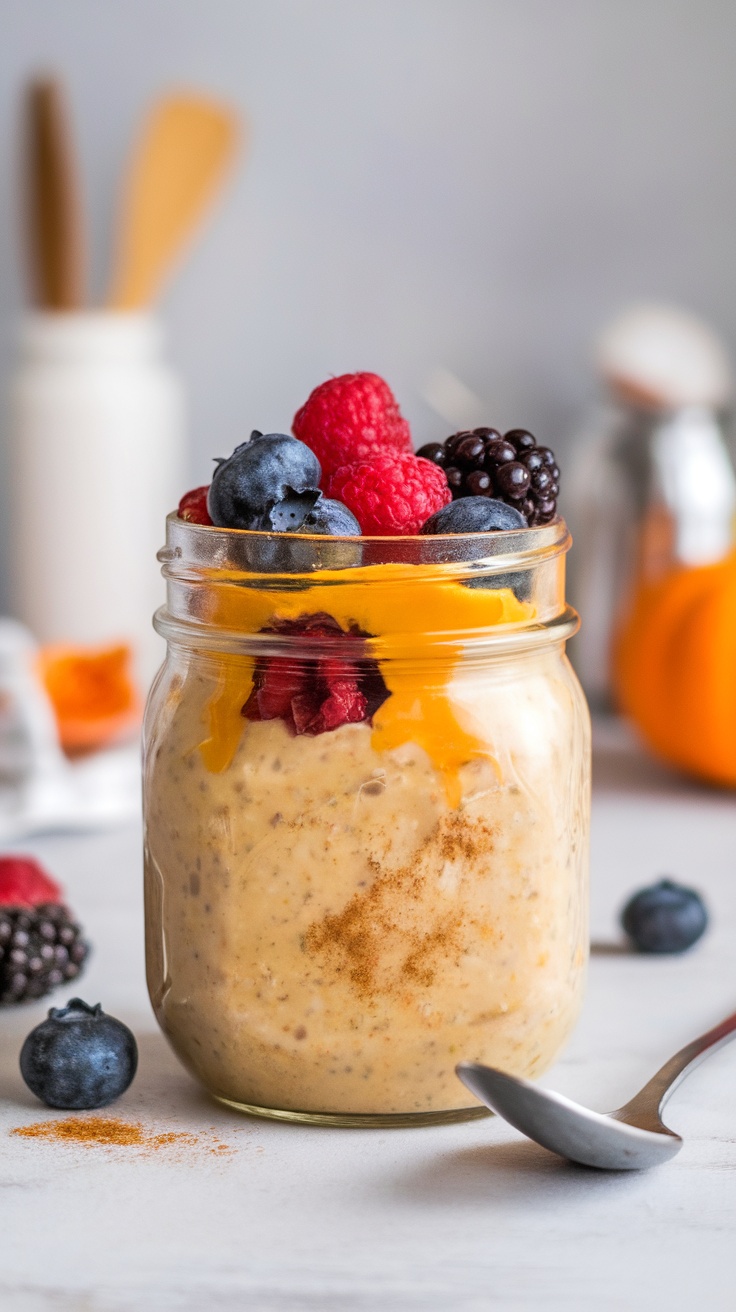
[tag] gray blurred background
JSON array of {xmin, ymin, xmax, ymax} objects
[{"xmin": 2, "ymin": 0, "xmax": 736, "ymax": 609}]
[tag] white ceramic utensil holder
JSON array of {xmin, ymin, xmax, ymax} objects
[{"xmin": 6, "ymin": 311, "xmax": 185, "ymax": 687}]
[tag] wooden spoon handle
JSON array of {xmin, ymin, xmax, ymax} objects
[
  {"xmin": 107, "ymin": 93, "xmax": 240, "ymax": 309},
  {"xmin": 26, "ymin": 77, "xmax": 86, "ymax": 309}
]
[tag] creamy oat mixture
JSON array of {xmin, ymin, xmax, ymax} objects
[{"xmin": 144, "ymin": 654, "xmax": 588, "ymax": 1116}]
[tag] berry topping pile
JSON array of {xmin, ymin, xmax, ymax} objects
[
  {"xmin": 176, "ymin": 372, "xmax": 560, "ymax": 535},
  {"xmin": 242, "ymin": 615, "xmax": 389, "ymax": 736},
  {"xmin": 0, "ymin": 857, "xmax": 90, "ymax": 1005},
  {"xmin": 292, "ymin": 372, "xmax": 412, "ymax": 478},
  {"xmin": 20, "ymin": 998, "xmax": 138, "ymax": 1109},
  {"xmin": 621, "ymin": 879, "xmax": 708, "ymax": 954},
  {"xmin": 326, "ymin": 450, "xmax": 451, "ymax": 536},
  {"xmin": 417, "ymin": 428, "xmax": 559, "ymax": 526}
]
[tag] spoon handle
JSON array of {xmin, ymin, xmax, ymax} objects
[{"xmin": 619, "ymin": 1008, "xmax": 736, "ymax": 1125}]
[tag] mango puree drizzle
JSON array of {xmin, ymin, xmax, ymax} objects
[{"xmin": 197, "ymin": 562, "xmax": 533, "ymax": 804}]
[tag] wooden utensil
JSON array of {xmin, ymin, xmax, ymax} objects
[
  {"xmin": 26, "ymin": 77, "xmax": 86, "ymax": 309},
  {"xmin": 107, "ymin": 93, "xmax": 240, "ymax": 309}
]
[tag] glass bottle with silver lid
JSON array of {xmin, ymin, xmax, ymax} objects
[{"xmin": 567, "ymin": 304, "xmax": 736, "ymax": 707}]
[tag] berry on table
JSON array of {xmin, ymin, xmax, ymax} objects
[
  {"xmin": 177, "ymin": 486, "xmax": 212, "ymax": 525},
  {"xmin": 418, "ymin": 427, "xmax": 560, "ymax": 525},
  {"xmin": 207, "ymin": 432, "xmax": 322, "ymax": 531},
  {"xmin": 292, "ymin": 373, "xmax": 412, "ymax": 478},
  {"xmin": 621, "ymin": 879, "xmax": 708, "ymax": 953},
  {"xmin": 326, "ymin": 451, "xmax": 451, "ymax": 536},
  {"xmin": 0, "ymin": 855, "xmax": 60, "ymax": 907},
  {"xmin": 421, "ymin": 497, "xmax": 527, "ymax": 535},
  {"xmin": 0, "ymin": 857, "xmax": 90, "ymax": 1005},
  {"xmin": 20, "ymin": 998, "xmax": 138, "ymax": 1109}
]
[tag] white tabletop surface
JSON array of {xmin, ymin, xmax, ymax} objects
[{"xmin": 1, "ymin": 718, "xmax": 736, "ymax": 1312}]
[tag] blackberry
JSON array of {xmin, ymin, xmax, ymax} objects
[
  {"xmin": 0, "ymin": 903, "xmax": 90, "ymax": 1005},
  {"xmin": 417, "ymin": 427, "xmax": 560, "ymax": 526}
]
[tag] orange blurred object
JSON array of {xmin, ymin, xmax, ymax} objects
[
  {"xmin": 613, "ymin": 550, "xmax": 736, "ymax": 786},
  {"xmin": 37, "ymin": 642, "xmax": 140, "ymax": 752}
]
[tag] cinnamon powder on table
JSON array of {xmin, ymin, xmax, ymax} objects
[{"xmin": 11, "ymin": 1115, "xmax": 232, "ymax": 1155}]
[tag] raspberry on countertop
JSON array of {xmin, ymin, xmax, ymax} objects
[{"xmin": 0, "ymin": 856, "xmax": 62, "ymax": 907}]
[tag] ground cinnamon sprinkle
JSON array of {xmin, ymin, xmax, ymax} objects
[
  {"xmin": 305, "ymin": 813, "xmax": 495, "ymax": 999},
  {"xmin": 11, "ymin": 1115, "xmax": 232, "ymax": 1155}
]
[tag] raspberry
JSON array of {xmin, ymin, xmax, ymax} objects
[
  {"xmin": 292, "ymin": 373, "xmax": 412, "ymax": 479},
  {"xmin": 178, "ymin": 486, "xmax": 212, "ymax": 525},
  {"xmin": 0, "ymin": 856, "xmax": 62, "ymax": 908},
  {"xmin": 326, "ymin": 451, "xmax": 451, "ymax": 536}
]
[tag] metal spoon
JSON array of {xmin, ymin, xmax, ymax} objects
[{"xmin": 456, "ymin": 1008, "xmax": 736, "ymax": 1170}]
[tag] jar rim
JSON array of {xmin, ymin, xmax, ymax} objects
[
  {"xmin": 155, "ymin": 513, "xmax": 577, "ymax": 657},
  {"xmin": 161, "ymin": 511, "xmax": 570, "ymax": 577}
]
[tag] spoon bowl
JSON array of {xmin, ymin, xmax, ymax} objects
[
  {"xmin": 456, "ymin": 1064, "xmax": 681, "ymax": 1170},
  {"xmin": 457, "ymin": 1005, "xmax": 736, "ymax": 1171}
]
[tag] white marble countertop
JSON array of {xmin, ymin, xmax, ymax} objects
[{"xmin": 2, "ymin": 719, "xmax": 736, "ymax": 1312}]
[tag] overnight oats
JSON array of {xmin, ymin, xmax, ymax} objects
[{"xmin": 143, "ymin": 373, "xmax": 591, "ymax": 1125}]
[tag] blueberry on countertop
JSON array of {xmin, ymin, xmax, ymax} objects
[
  {"xmin": 621, "ymin": 879, "xmax": 708, "ymax": 954},
  {"xmin": 20, "ymin": 998, "xmax": 138, "ymax": 1109},
  {"xmin": 420, "ymin": 496, "xmax": 527, "ymax": 535},
  {"xmin": 207, "ymin": 432, "xmax": 322, "ymax": 531}
]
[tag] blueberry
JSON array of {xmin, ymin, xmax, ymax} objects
[
  {"xmin": 267, "ymin": 492, "xmax": 323, "ymax": 532},
  {"xmin": 19, "ymin": 998, "xmax": 138, "ymax": 1109},
  {"xmin": 207, "ymin": 432, "xmax": 322, "ymax": 531},
  {"xmin": 301, "ymin": 498, "xmax": 361, "ymax": 536},
  {"xmin": 420, "ymin": 497, "xmax": 527, "ymax": 535},
  {"xmin": 621, "ymin": 879, "xmax": 708, "ymax": 954}
]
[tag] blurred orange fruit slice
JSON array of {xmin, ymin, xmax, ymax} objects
[{"xmin": 37, "ymin": 642, "xmax": 140, "ymax": 752}]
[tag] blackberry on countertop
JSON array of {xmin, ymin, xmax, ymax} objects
[
  {"xmin": 0, "ymin": 856, "xmax": 90, "ymax": 1006},
  {"xmin": 0, "ymin": 904, "xmax": 89, "ymax": 1005},
  {"xmin": 416, "ymin": 427, "xmax": 560, "ymax": 526}
]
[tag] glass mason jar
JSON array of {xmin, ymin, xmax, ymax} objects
[{"xmin": 143, "ymin": 515, "xmax": 590, "ymax": 1126}]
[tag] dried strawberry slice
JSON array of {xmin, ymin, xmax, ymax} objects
[
  {"xmin": 242, "ymin": 615, "xmax": 388, "ymax": 736},
  {"xmin": 290, "ymin": 689, "xmax": 324, "ymax": 734},
  {"xmin": 256, "ymin": 657, "xmax": 305, "ymax": 722},
  {"xmin": 310, "ymin": 682, "xmax": 367, "ymax": 733}
]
